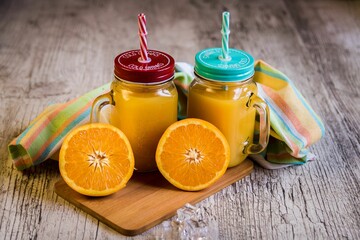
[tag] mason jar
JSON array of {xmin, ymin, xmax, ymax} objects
[
  {"xmin": 92, "ymin": 50, "xmax": 178, "ymax": 172},
  {"xmin": 187, "ymin": 48, "xmax": 270, "ymax": 167}
]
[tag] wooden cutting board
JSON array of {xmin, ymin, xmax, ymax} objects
[{"xmin": 54, "ymin": 159, "xmax": 253, "ymax": 236}]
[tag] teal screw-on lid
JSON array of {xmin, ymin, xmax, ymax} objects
[{"xmin": 194, "ymin": 48, "xmax": 255, "ymax": 81}]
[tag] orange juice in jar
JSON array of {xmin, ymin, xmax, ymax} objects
[
  {"xmin": 187, "ymin": 13, "xmax": 270, "ymax": 167},
  {"xmin": 91, "ymin": 49, "xmax": 177, "ymax": 172}
]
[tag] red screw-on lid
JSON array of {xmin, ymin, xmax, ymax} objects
[{"xmin": 114, "ymin": 49, "xmax": 175, "ymax": 84}]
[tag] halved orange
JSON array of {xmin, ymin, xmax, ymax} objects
[
  {"xmin": 59, "ymin": 123, "xmax": 134, "ymax": 197},
  {"xmin": 156, "ymin": 118, "xmax": 230, "ymax": 191}
]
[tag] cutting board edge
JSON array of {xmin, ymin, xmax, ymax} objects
[
  {"xmin": 132, "ymin": 160, "xmax": 254, "ymax": 235},
  {"xmin": 54, "ymin": 160, "xmax": 254, "ymax": 236},
  {"xmin": 54, "ymin": 181, "xmax": 141, "ymax": 236}
]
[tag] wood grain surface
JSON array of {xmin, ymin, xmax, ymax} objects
[
  {"xmin": 1, "ymin": 0, "xmax": 359, "ymax": 239},
  {"xmin": 54, "ymin": 160, "xmax": 253, "ymax": 236}
]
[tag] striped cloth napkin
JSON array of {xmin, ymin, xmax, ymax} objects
[
  {"xmin": 8, "ymin": 61, "xmax": 324, "ymax": 170},
  {"xmin": 251, "ymin": 61, "xmax": 325, "ymax": 169}
]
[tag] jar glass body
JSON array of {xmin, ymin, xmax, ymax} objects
[
  {"xmin": 187, "ymin": 76, "xmax": 258, "ymax": 167},
  {"xmin": 110, "ymin": 77, "xmax": 178, "ymax": 172}
]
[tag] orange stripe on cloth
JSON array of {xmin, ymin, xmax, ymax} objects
[
  {"xmin": 261, "ymin": 85, "xmax": 313, "ymax": 146},
  {"xmin": 32, "ymin": 100, "xmax": 92, "ymax": 160}
]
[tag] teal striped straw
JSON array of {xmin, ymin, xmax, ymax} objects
[{"xmin": 221, "ymin": 12, "xmax": 230, "ymax": 61}]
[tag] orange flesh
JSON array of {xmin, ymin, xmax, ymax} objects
[
  {"xmin": 60, "ymin": 124, "xmax": 134, "ymax": 196},
  {"xmin": 156, "ymin": 119, "xmax": 230, "ymax": 191}
]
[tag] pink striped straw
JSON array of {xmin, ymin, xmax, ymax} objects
[{"xmin": 138, "ymin": 13, "xmax": 150, "ymax": 63}]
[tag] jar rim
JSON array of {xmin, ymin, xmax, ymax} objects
[
  {"xmin": 194, "ymin": 70, "xmax": 254, "ymax": 83},
  {"xmin": 114, "ymin": 74, "xmax": 174, "ymax": 86}
]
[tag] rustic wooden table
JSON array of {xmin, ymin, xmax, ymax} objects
[{"xmin": 1, "ymin": 0, "xmax": 359, "ymax": 239}]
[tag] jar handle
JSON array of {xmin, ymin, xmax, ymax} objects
[
  {"xmin": 245, "ymin": 95, "xmax": 270, "ymax": 154},
  {"xmin": 90, "ymin": 91, "xmax": 114, "ymax": 123}
]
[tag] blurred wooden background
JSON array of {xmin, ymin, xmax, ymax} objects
[{"xmin": 0, "ymin": 0, "xmax": 359, "ymax": 239}]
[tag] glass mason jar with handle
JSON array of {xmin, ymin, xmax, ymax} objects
[
  {"xmin": 187, "ymin": 48, "xmax": 270, "ymax": 167},
  {"xmin": 91, "ymin": 50, "xmax": 178, "ymax": 172}
]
